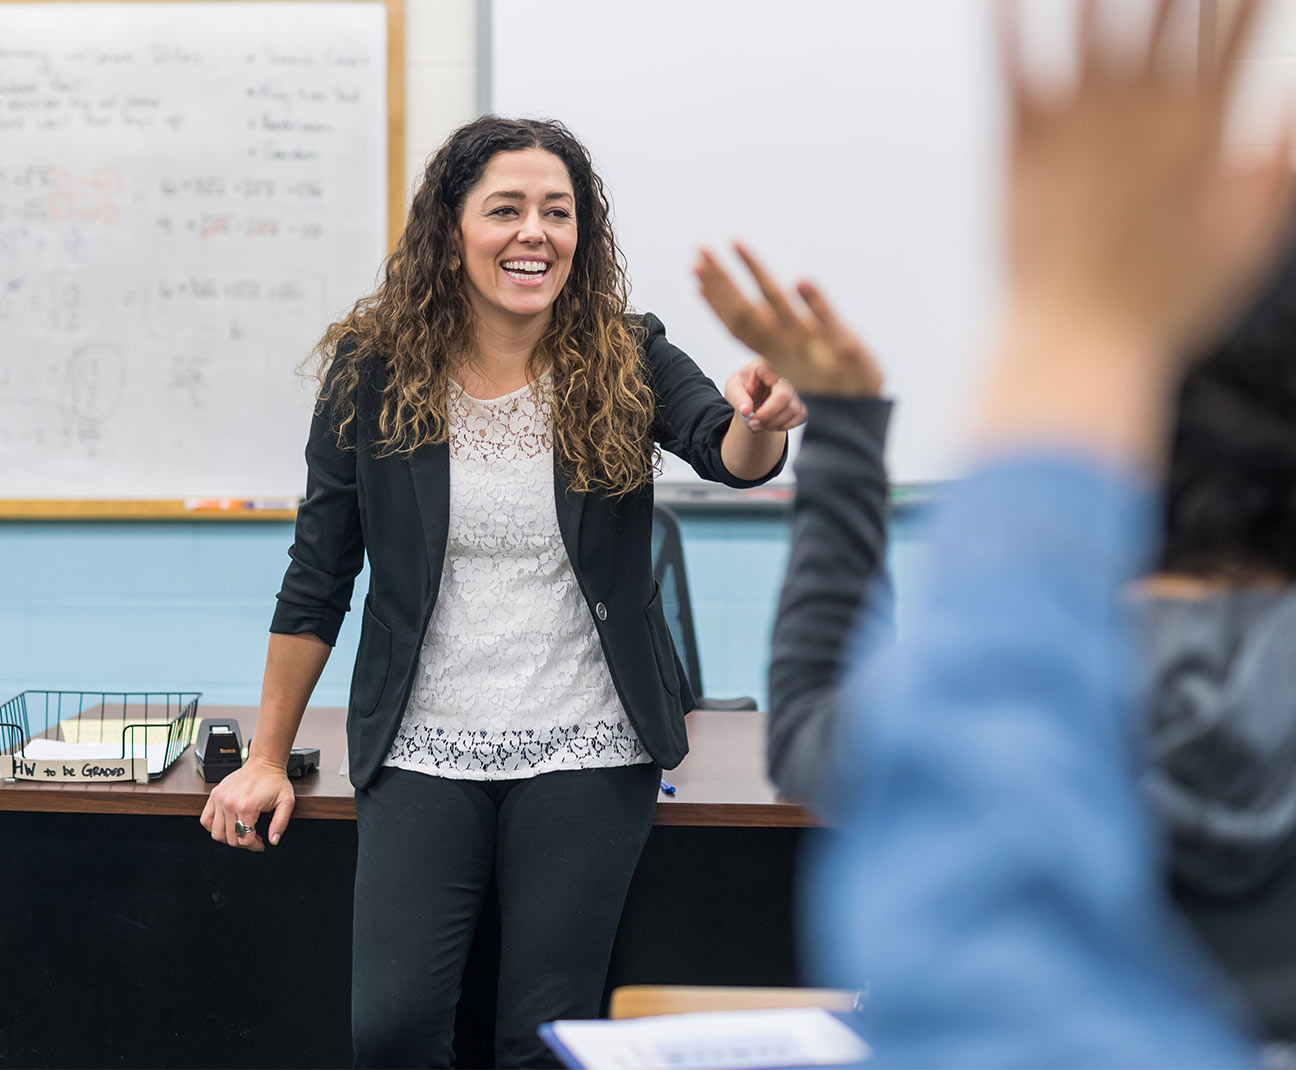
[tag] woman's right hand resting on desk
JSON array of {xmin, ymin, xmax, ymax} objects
[
  {"xmin": 200, "ymin": 631, "xmax": 331, "ymax": 851},
  {"xmin": 695, "ymin": 243, "xmax": 883, "ymax": 399},
  {"xmin": 201, "ymin": 753, "xmax": 295, "ymax": 852}
]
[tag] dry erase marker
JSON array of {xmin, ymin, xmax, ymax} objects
[{"xmin": 659, "ymin": 778, "xmax": 676, "ymax": 795}]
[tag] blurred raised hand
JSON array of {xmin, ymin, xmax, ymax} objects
[
  {"xmin": 1000, "ymin": 0, "xmax": 1294, "ymax": 359},
  {"xmin": 697, "ymin": 243, "xmax": 884, "ymax": 399},
  {"xmin": 979, "ymin": 0, "xmax": 1295, "ymax": 464}
]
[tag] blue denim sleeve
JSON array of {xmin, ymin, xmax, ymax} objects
[{"xmin": 807, "ymin": 454, "xmax": 1257, "ymax": 1068}]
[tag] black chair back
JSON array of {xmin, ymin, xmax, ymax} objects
[
  {"xmin": 651, "ymin": 504, "xmax": 758, "ymax": 711},
  {"xmin": 651, "ymin": 504, "xmax": 705, "ymax": 696}
]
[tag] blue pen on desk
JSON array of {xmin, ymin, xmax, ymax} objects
[{"xmin": 659, "ymin": 778, "xmax": 676, "ymax": 795}]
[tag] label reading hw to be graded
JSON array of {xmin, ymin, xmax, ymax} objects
[{"xmin": 5, "ymin": 755, "xmax": 144, "ymax": 783}]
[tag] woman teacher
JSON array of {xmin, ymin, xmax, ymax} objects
[{"xmin": 200, "ymin": 116, "xmax": 801, "ymax": 1068}]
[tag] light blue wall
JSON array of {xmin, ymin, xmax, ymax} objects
[
  {"xmin": 678, "ymin": 509, "xmax": 932, "ymax": 703},
  {"xmin": 0, "ymin": 508, "xmax": 933, "ymax": 713},
  {"xmin": 1, "ymin": 520, "xmax": 366, "ymax": 708}
]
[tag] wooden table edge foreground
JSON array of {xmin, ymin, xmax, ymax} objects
[{"xmin": 0, "ymin": 706, "xmax": 817, "ymax": 829}]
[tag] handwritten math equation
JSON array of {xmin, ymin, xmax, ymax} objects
[{"xmin": 0, "ymin": 9, "xmax": 388, "ymax": 494}]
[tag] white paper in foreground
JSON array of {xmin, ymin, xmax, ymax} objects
[{"xmin": 543, "ymin": 1007, "xmax": 869, "ymax": 1070}]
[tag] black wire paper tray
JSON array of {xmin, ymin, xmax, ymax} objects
[{"xmin": 0, "ymin": 690, "xmax": 200, "ymax": 784}]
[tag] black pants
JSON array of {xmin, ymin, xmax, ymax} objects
[{"xmin": 351, "ymin": 762, "xmax": 660, "ymax": 1069}]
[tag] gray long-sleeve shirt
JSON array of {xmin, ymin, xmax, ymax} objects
[
  {"xmin": 1141, "ymin": 587, "xmax": 1296, "ymax": 898},
  {"xmin": 766, "ymin": 394, "xmax": 892, "ymax": 810},
  {"xmin": 1140, "ymin": 587, "xmax": 1296, "ymax": 1042}
]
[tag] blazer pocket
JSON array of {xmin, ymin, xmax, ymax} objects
[
  {"xmin": 351, "ymin": 603, "xmax": 393, "ymax": 718},
  {"xmin": 644, "ymin": 582, "xmax": 681, "ymax": 697}
]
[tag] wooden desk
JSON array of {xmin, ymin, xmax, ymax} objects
[
  {"xmin": 0, "ymin": 708, "xmax": 820, "ymax": 1069},
  {"xmin": 0, "ymin": 706, "xmax": 814, "ymax": 828}
]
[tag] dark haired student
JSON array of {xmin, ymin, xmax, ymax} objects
[
  {"xmin": 1140, "ymin": 234, "xmax": 1296, "ymax": 1046},
  {"xmin": 200, "ymin": 116, "xmax": 803, "ymax": 1069}
]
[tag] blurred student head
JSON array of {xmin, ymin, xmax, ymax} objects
[{"xmin": 1162, "ymin": 228, "xmax": 1296, "ymax": 582}]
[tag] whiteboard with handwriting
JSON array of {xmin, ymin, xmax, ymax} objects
[{"xmin": 0, "ymin": 2, "xmax": 388, "ymax": 499}]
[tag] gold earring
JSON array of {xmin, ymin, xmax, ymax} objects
[{"xmin": 448, "ymin": 253, "xmax": 460, "ymax": 272}]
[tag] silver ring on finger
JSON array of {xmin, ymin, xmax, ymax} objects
[{"xmin": 234, "ymin": 819, "xmax": 254, "ymax": 838}]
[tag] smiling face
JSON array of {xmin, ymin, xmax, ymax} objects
[{"xmin": 455, "ymin": 148, "xmax": 578, "ymax": 332}]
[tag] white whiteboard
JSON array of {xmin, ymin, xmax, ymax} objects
[
  {"xmin": 490, "ymin": 0, "xmax": 1194, "ymax": 484},
  {"xmin": 0, "ymin": 2, "xmax": 388, "ymax": 499}
]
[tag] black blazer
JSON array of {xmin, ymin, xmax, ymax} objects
[{"xmin": 271, "ymin": 313, "xmax": 785, "ymax": 789}]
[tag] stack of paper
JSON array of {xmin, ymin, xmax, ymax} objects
[{"xmin": 540, "ymin": 1007, "xmax": 870, "ymax": 1070}]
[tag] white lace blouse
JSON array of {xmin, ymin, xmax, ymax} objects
[{"xmin": 383, "ymin": 371, "xmax": 650, "ymax": 780}]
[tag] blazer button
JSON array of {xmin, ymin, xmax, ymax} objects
[{"xmin": 595, "ymin": 602, "xmax": 608, "ymax": 621}]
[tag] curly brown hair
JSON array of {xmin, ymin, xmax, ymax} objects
[{"xmin": 308, "ymin": 116, "xmax": 656, "ymax": 497}]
